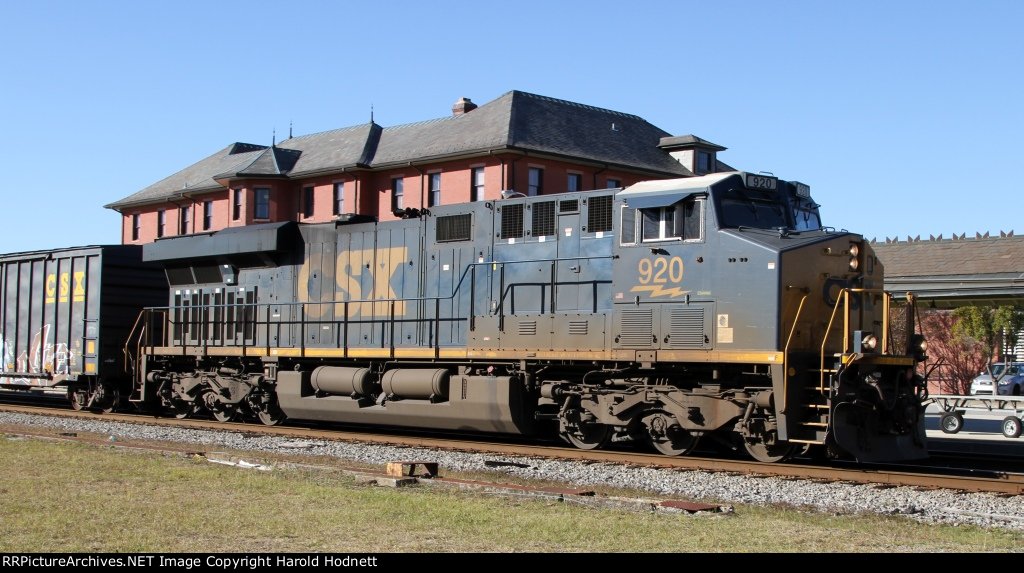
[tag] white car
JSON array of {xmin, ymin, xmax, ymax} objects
[{"xmin": 969, "ymin": 362, "xmax": 1024, "ymax": 396}]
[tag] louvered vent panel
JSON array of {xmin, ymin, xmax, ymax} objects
[
  {"xmin": 518, "ymin": 321, "xmax": 537, "ymax": 336},
  {"xmin": 667, "ymin": 307, "xmax": 705, "ymax": 348},
  {"xmin": 568, "ymin": 321, "xmax": 588, "ymax": 335},
  {"xmin": 618, "ymin": 309, "xmax": 654, "ymax": 347}
]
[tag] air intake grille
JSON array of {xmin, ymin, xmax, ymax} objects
[
  {"xmin": 436, "ymin": 214, "xmax": 472, "ymax": 242},
  {"xmin": 559, "ymin": 199, "xmax": 579, "ymax": 213},
  {"xmin": 667, "ymin": 308, "xmax": 706, "ymax": 348},
  {"xmin": 587, "ymin": 195, "xmax": 613, "ymax": 232},
  {"xmin": 518, "ymin": 321, "xmax": 537, "ymax": 336},
  {"xmin": 618, "ymin": 309, "xmax": 653, "ymax": 348},
  {"xmin": 500, "ymin": 204, "xmax": 524, "ymax": 239},
  {"xmin": 533, "ymin": 201, "xmax": 556, "ymax": 237},
  {"xmin": 568, "ymin": 321, "xmax": 588, "ymax": 335}
]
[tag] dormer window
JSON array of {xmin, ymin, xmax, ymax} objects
[{"xmin": 696, "ymin": 151, "xmax": 713, "ymax": 174}]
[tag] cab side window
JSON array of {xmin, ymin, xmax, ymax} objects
[{"xmin": 622, "ymin": 197, "xmax": 702, "ymax": 244}]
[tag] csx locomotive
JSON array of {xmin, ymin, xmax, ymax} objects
[{"xmin": 1, "ymin": 171, "xmax": 930, "ymax": 462}]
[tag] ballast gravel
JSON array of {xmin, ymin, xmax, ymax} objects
[{"xmin": 3, "ymin": 411, "xmax": 1023, "ymax": 532}]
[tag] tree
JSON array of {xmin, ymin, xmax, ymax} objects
[
  {"xmin": 952, "ymin": 304, "xmax": 1024, "ymax": 363},
  {"xmin": 920, "ymin": 310, "xmax": 987, "ymax": 395}
]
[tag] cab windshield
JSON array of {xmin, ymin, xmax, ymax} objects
[
  {"xmin": 792, "ymin": 200, "xmax": 822, "ymax": 231},
  {"xmin": 715, "ymin": 187, "xmax": 789, "ymax": 229}
]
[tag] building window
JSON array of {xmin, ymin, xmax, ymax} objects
[
  {"xmin": 254, "ymin": 188, "xmax": 270, "ymax": 219},
  {"xmin": 471, "ymin": 167, "xmax": 485, "ymax": 201},
  {"xmin": 203, "ymin": 200, "xmax": 213, "ymax": 230},
  {"xmin": 567, "ymin": 173, "xmax": 583, "ymax": 193},
  {"xmin": 333, "ymin": 182, "xmax": 344, "ymax": 215},
  {"xmin": 428, "ymin": 173, "xmax": 441, "ymax": 207},
  {"xmin": 180, "ymin": 206, "xmax": 190, "ymax": 235},
  {"xmin": 157, "ymin": 209, "xmax": 166, "ymax": 238},
  {"xmin": 607, "ymin": 178, "xmax": 621, "ymax": 189},
  {"xmin": 391, "ymin": 177, "xmax": 404, "ymax": 212},
  {"xmin": 697, "ymin": 151, "xmax": 712, "ymax": 174},
  {"xmin": 528, "ymin": 167, "xmax": 543, "ymax": 196},
  {"xmin": 232, "ymin": 188, "xmax": 242, "ymax": 220},
  {"xmin": 131, "ymin": 214, "xmax": 140, "ymax": 241},
  {"xmin": 302, "ymin": 186, "xmax": 314, "ymax": 218}
]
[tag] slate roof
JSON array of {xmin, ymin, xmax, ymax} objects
[
  {"xmin": 873, "ymin": 235, "xmax": 1024, "ymax": 302},
  {"xmin": 107, "ymin": 90, "xmax": 694, "ymax": 210},
  {"xmin": 107, "ymin": 143, "xmax": 268, "ymax": 208},
  {"xmin": 873, "ymin": 235, "xmax": 1024, "ymax": 279}
]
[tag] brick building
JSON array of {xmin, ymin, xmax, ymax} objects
[{"xmin": 106, "ymin": 91, "xmax": 731, "ymax": 244}]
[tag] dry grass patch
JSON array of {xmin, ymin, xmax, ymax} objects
[{"xmin": 0, "ymin": 437, "xmax": 1020, "ymax": 553}]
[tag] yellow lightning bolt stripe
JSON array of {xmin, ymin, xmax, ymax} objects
[{"xmin": 629, "ymin": 285, "xmax": 689, "ymax": 298}]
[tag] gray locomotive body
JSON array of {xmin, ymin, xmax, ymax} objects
[{"xmin": 132, "ymin": 172, "xmax": 928, "ymax": 462}]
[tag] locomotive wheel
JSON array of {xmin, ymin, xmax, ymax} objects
[
  {"xmin": 202, "ymin": 392, "xmax": 237, "ymax": 423},
  {"xmin": 642, "ymin": 412, "xmax": 699, "ymax": 456},
  {"xmin": 561, "ymin": 424, "xmax": 611, "ymax": 450},
  {"xmin": 940, "ymin": 413, "xmax": 964, "ymax": 434},
  {"xmin": 1002, "ymin": 416, "xmax": 1023, "ymax": 439},
  {"xmin": 743, "ymin": 438, "xmax": 796, "ymax": 463},
  {"xmin": 254, "ymin": 400, "xmax": 286, "ymax": 426},
  {"xmin": 168, "ymin": 398, "xmax": 197, "ymax": 419}
]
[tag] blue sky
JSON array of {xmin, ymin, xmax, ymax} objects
[{"xmin": 1, "ymin": 0, "xmax": 1021, "ymax": 252}]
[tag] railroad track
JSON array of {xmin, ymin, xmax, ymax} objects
[{"xmin": 1, "ymin": 400, "xmax": 1022, "ymax": 496}]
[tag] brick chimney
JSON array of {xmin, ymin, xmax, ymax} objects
[{"xmin": 452, "ymin": 97, "xmax": 477, "ymax": 116}]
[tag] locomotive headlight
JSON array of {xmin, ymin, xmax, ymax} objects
[
  {"xmin": 911, "ymin": 334, "xmax": 928, "ymax": 361},
  {"xmin": 848, "ymin": 242, "xmax": 862, "ymax": 272},
  {"xmin": 861, "ymin": 333, "xmax": 878, "ymax": 351}
]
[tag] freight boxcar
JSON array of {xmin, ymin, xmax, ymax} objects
[{"xmin": 0, "ymin": 245, "xmax": 165, "ymax": 410}]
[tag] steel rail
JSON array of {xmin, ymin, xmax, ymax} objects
[{"xmin": 1, "ymin": 402, "xmax": 1021, "ymax": 495}]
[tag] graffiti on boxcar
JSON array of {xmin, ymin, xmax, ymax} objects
[{"xmin": 0, "ymin": 324, "xmax": 75, "ymax": 386}]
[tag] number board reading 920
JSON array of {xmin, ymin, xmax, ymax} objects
[{"xmin": 745, "ymin": 174, "xmax": 778, "ymax": 190}]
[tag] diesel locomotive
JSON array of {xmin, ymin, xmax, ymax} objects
[
  {"xmin": 0, "ymin": 171, "xmax": 929, "ymax": 462},
  {"xmin": 123, "ymin": 171, "xmax": 929, "ymax": 462}
]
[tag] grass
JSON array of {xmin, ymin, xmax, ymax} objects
[{"xmin": 0, "ymin": 436, "xmax": 1021, "ymax": 553}]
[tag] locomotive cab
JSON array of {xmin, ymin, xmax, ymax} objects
[{"xmin": 606, "ymin": 172, "xmax": 928, "ymax": 461}]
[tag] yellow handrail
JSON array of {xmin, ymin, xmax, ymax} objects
[
  {"xmin": 818, "ymin": 287, "xmax": 894, "ymax": 393},
  {"xmin": 781, "ymin": 294, "xmax": 808, "ymax": 414}
]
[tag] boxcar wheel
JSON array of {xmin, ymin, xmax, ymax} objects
[
  {"xmin": 96, "ymin": 385, "xmax": 119, "ymax": 414},
  {"xmin": 940, "ymin": 413, "xmax": 963, "ymax": 434},
  {"xmin": 1001, "ymin": 416, "xmax": 1022, "ymax": 439},
  {"xmin": 68, "ymin": 388, "xmax": 87, "ymax": 411}
]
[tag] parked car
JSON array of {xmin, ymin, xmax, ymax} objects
[{"xmin": 969, "ymin": 362, "xmax": 1024, "ymax": 396}]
